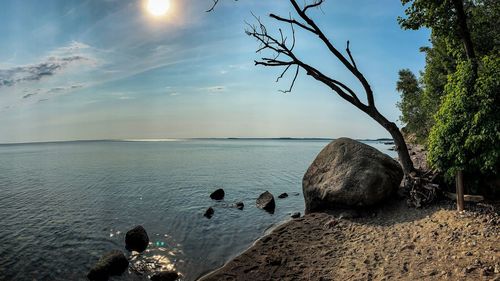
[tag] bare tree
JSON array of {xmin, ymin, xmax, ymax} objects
[{"xmin": 209, "ymin": 0, "xmax": 415, "ymax": 175}]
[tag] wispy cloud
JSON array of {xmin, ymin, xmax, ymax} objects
[
  {"xmin": 22, "ymin": 92, "xmax": 38, "ymax": 99},
  {"xmin": 201, "ymin": 86, "xmax": 226, "ymax": 93},
  {"xmin": 0, "ymin": 41, "xmax": 95, "ymax": 89},
  {"xmin": 0, "ymin": 41, "xmax": 99, "ymax": 107},
  {"xmin": 0, "ymin": 56, "xmax": 88, "ymax": 87}
]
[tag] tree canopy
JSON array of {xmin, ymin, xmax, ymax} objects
[{"xmin": 397, "ymin": 0, "xmax": 499, "ymax": 192}]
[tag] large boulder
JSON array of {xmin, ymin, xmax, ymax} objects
[
  {"xmin": 256, "ymin": 191, "xmax": 275, "ymax": 213},
  {"xmin": 303, "ymin": 138, "xmax": 403, "ymax": 212},
  {"xmin": 87, "ymin": 250, "xmax": 129, "ymax": 281},
  {"xmin": 210, "ymin": 188, "xmax": 225, "ymax": 200},
  {"xmin": 125, "ymin": 225, "xmax": 149, "ymax": 253}
]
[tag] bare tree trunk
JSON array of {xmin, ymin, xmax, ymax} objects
[
  {"xmin": 452, "ymin": 0, "xmax": 476, "ymax": 61},
  {"xmin": 456, "ymin": 170, "xmax": 465, "ymax": 211},
  {"xmin": 365, "ymin": 107, "xmax": 415, "ymax": 175},
  {"xmin": 452, "ymin": 0, "xmax": 476, "ymax": 210}
]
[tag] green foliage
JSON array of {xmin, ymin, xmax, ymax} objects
[
  {"xmin": 396, "ymin": 0, "xmax": 499, "ymax": 145},
  {"xmin": 427, "ymin": 55, "xmax": 500, "ymax": 181},
  {"xmin": 469, "ymin": 0, "xmax": 500, "ymax": 57},
  {"xmin": 398, "ymin": 0, "xmax": 464, "ymax": 55},
  {"xmin": 396, "ymin": 69, "xmax": 427, "ymax": 142}
]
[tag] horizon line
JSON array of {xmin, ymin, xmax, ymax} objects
[{"xmin": 0, "ymin": 137, "xmax": 394, "ymax": 146}]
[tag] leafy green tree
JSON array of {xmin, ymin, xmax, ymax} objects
[
  {"xmin": 395, "ymin": 69, "xmax": 427, "ymax": 142},
  {"xmin": 397, "ymin": 0, "xmax": 498, "ymax": 144},
  {"xmin": 427, "ymin": 55, "xmax": 499, "ymax": 182}
]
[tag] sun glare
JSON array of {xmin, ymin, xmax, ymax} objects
[{"xmin": 146, "ymin": 0, "xmax": 170, "ymax": 16}]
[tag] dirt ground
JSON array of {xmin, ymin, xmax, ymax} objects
[{"xmin": 199, "ymin": 200, "xmax": 499, "ymax": 281}]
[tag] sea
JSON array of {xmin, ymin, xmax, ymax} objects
[{"xmin": 0, "ymin": 139, "xmax": 396, "ymax": 281}]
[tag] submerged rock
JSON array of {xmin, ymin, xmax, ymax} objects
[
  {"xmin": 150, "ymin": 271, "xmax": 179, "ymax": 281},
  {"xmin": 278, "ymin": 193, "xmax": 289, "ymax": 199},
  {"xmin": 303, "ymin": 138, "xmax": 403, "ymax": 212},
  {"xmin": 256, "ymin": 191, "xmax": 275, "ymax": 213},
  {"xmin": 87, "ymin": 250, "xmax": 128, "ymax": 281},
  {"xmin": 210, "ymin": 188, "xmax": 225, "ymax": 200},
  {"xmin": 125, "ymin": 225, "xmax": 149, "ymax": 253},
  {"xmin": 235, "ymin": 201, "xmax": 244, "ymax": 210},
  {"xmin": 204, "ymin": 207, "xmax": 214, "ymax": 218}
]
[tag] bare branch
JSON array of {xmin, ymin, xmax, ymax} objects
[
  {"xmin": 206, "ymin": 0, "xmax": 219, "ymax": 12},
  {"xmin": 279, "ymin": 66, "xmax": 300, "ymax": 93},
  {"xmin": 346, "ymin": 40, "xmax": 357, "ymax": 70},
  {"xmin": 206, "ymin": 0, "xmax": 239, "ymax": 12},
  {"xmin": 303, "ymin": 0, "xmax": 324, "ymax": 13},
  {"xmin": 269, "ymin": 14, "xmax": 317, "ymax": 34},
  {"xmin": 288, "ymin": 0, "xmax": 375, "ymax": 107},
  {"xmin": 244, "ymin": 0, "xmax": 415, "ymax": 173},
  {"xmin": 276, "ymin": 64, "xmax": 292, "ymax": 82}
]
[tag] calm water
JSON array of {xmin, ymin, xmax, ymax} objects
[{"xmin": 0, "ymin": 139, "xmax": 395, "ymax": 281}]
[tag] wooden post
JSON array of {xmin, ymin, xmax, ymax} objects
[{"xmin": 456, "ymin": 170, "xmax": 465, "ymax": 211}]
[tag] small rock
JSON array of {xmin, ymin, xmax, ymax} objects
[
  {"xmin": 235, "ymin": 201, "xmax": 244, "ymax": 210},
  {"xmin": 291, "ymin": 212, "xmax": 300, "ymax": 218},
  {"xmin": 125, "ymin": 226, "xmax": 149, "ymax": 253},
  {"xmin": 150, "ymin": 271, "xmax": 179, "ymax": 281},
  {"xmin": 465, "ymin": 251, "xmax": 473, "ymax": 256},
  {"xmin": 400, "ymin": 244, "xmax": 415, "ymax": 251},
  {"xmin": 267, "ymin": 257, "xmax": 281, "ymax": 266},
  {"xmin": 87, "ymin": 250, "xmax": 129, "ymax": 281},
  {"xmin": 204, "ymin": 207, "xmax": 214, "ymax": 218},
  {"xmin": 402, "ymin": 262, "xmax": 409, "ymax": 272},
  {"xmin": 464, "ymin": 266, "xmax": 476, "ymax": 274},
  {"xmin": 324, "ymin": 219, "xmax": 338, "ymax": 228},
  {"xmin": 210, "ymin": 188, "xmax": 225, "ymax": 200},
  {"xmin": 278, "ymin": 193, "xmax": 288, "ymax": 199},
  {"xmin": 482, "ymin": 266, "xmax": 494, "ymax": 276},
  {"xmin": 256, "ymin": 191, "xmax": 275, "ymax": 213}
]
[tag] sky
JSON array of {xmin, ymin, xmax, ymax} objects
[{"xmin": 0, "ymin": 0, "xmax": 429, "ymax": 143}]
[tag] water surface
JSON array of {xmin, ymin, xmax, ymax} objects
[{"xmin": 0, "ymin": 139, "xmax": 395, "ymax": 280}]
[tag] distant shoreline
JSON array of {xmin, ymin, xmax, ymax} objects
[{"xmin": 0, "ymin": 137, "xmax": 393, "ymax": 146}]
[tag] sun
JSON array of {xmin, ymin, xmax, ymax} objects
[{"xmin": 146, "ymin": 0, "xmax": 171, "ymax": 16}]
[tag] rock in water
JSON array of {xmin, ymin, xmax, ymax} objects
[
  {"xmin": 125, "ymin": 225, "xmax": 149, "ymax": 253},
  {"xmin": 204, "ymin": 207, "xmax": 214, "ymax": 218},
  {"xmin": 210, "ymin": 188, "xmax": 225, "ymax": 200},
  {"xmin": 235, "ymin": 201, "xmax": 244, "ymax": 210},
  {"xmin": 302, "ymin": 138, "xmax": 403, "ymax": 212},
  {"xmin": 278, "ymin": 193, "xmax": 288, "ymax": 199},
  {"xmin": 291, "ymin": 212, "xmax": 301, "ymax": 218},
  {"xmin": 151, "ymin": 271, "xmax": 179, "ymax": 281},
  {"xmin": 256, "ymin": 191, "xmax": 275, "ymax": 212},
  {"xmin": 87, "ymin": 250, "xmax": 129, "ymax": 281}
]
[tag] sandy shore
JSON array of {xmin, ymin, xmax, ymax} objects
[{"xmin": 199, "ymin": 200, "xmax": 499, "ymax": 281}]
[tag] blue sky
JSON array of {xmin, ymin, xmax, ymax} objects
[{"xmin": 0, "ymin": 0, "xmax": 429, "ymax": 143}]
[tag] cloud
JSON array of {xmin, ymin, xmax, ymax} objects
[
  {"xmin": 47, "ymin": 83, "xmax": 84, "ymax": 94},
  {"xmin": 22, "ymin": 93, "xmax": 38, "ymax": 99},
  {"xmin": 20, "ymin": 84, "xmax": 86, "ymax": 100},
  {"xmin": 169, "ymin": 92, "xmax": 180, "ymax": 96},
  {"xmin": 0, "ymin": 56, "xmax": 90, "ymax": 88},
  {"xmin": 202, "ymin": 86, "xmax": 226, "ymax": 92}
]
